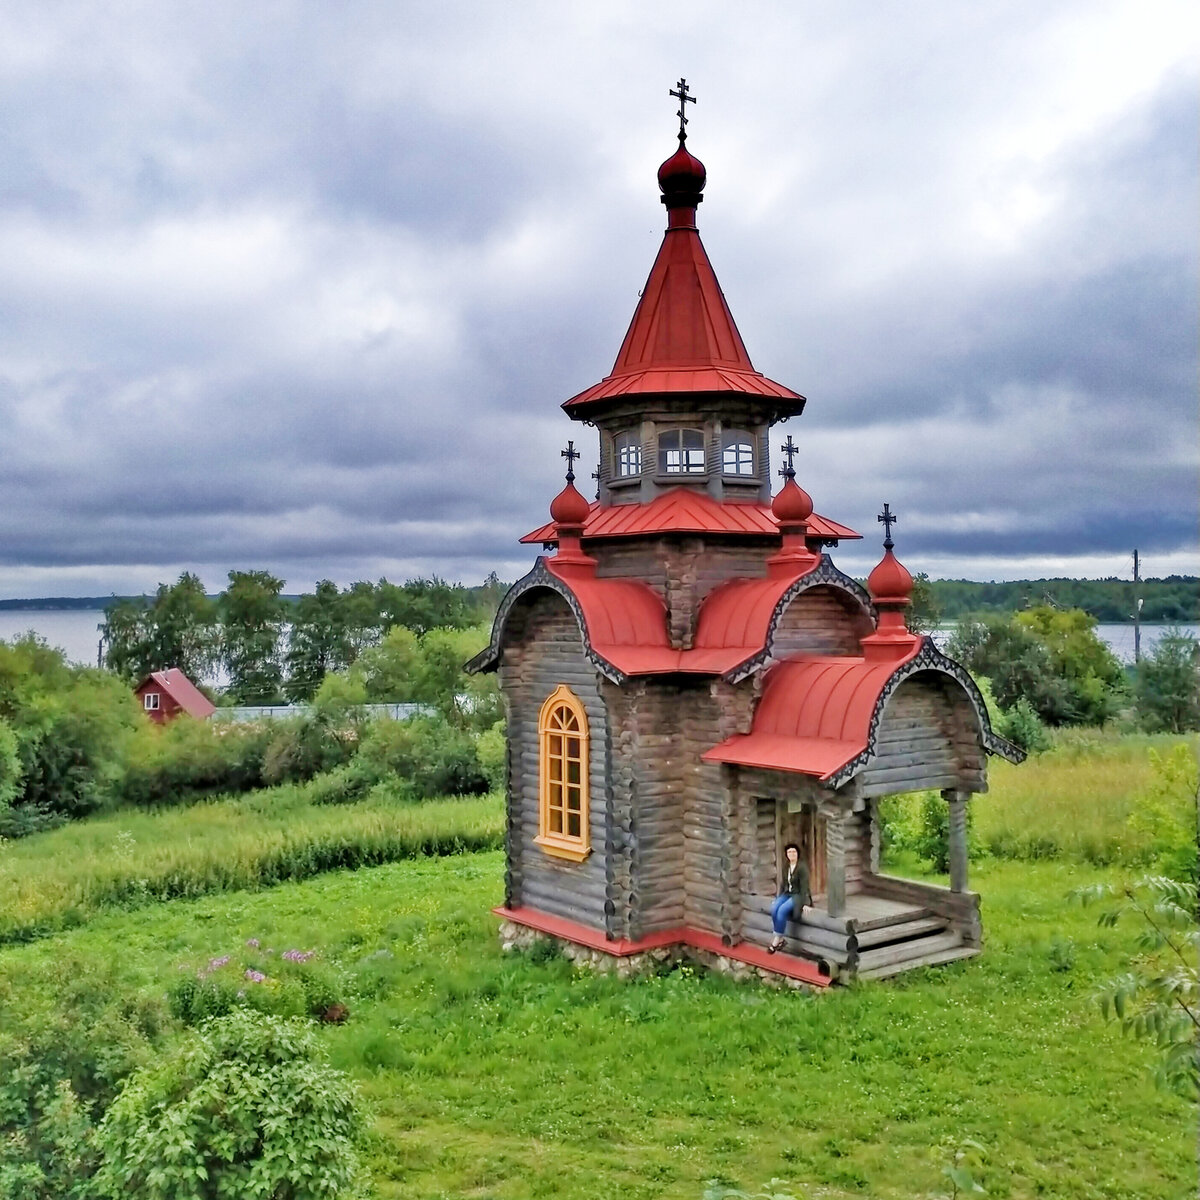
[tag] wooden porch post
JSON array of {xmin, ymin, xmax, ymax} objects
[
  {"xmin": 944, "ymin": 789, "xmax": 970, "ymax": 893},
  {"xmin": 824, "ymin": 806, "xmax": 847, "ymax": 917}
]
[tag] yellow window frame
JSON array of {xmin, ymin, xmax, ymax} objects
[{"xmin": 535, "ymin": 684, "xmax": 591, "ymax": 862}]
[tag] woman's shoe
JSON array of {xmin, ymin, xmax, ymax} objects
[{"xmin": 767, "ymin": 936, "xmax": 783, "ymax": 954}]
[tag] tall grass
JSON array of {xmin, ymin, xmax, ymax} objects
[
  {"xmin": 0, "ymin": 784, "xmax": 503, "ymax": 945},
  {"xmin": 973, "ymin": 729, "xmax": 1196, "ymax": 865}
]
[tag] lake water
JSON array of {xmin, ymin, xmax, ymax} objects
[{"xmin": 0, "ymin": 608, "xmax": 1195, "ymax": 670}]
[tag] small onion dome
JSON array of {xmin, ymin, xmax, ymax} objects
[
  {"xmin": 772, "ymin": 478, "xmax": 813, "ymax": 525},
  {"xmin": 550, "ymin": 479, "xmax": 590, "ymax": 527},
  {"xmin": 658, "ymin": 137, "xmax": 706, "ymax": 206},
  {"xmin": 868, "ymin": 546, "xmax": 914, "ymax": 606}
]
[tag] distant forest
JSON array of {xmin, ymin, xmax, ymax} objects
[
  {"xmin": 923, "ymin": 576, "xmax": 1197, "ymax": 623},
  {"xmin": 1, "ymin": 576, "xmax": 1195, "ymax": 624}
]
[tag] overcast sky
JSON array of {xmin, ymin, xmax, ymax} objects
[{"xmin": 1, "ymin": 1, "xmax": 1195, "ymax": 599}]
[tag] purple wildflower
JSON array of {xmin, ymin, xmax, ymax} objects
[
  {"xmin": 245, "ymin": 938, "xmax": 260, "ymax": 948},
  {"xmin": 208, "ymin": 955, "xmax": 231, "ymax": 971},
  {"xmin": 282, "ymin": 949, "xmax": 315, "ymax": 963},
  {"xmin": 244, "ymin": 969, "xmax": 267, "ymax": 984}
]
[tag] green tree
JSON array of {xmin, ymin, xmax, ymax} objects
[
  {"xmin": 220, "ymin": 570, "xmax": 286, "ymax": 704},
  {"xmin": 355, "ymin": 625, "xmax": 421, "ymax": 702},
  {"xmin": 101, "ymin": 574, "xmax": 217, "ymax": 683},
  {"xmin": 376, "ymin": 576, "xmax": 473, "ymax": 636},
  {"xmin": 285, "ymin": 580, "xmax": 352, "ymax": 702},
  {"xmin": 907, "ymin": 571, "xmax": 942, "ymax": 635},
  {"xmin": 1134, "ymin": 629, "xmax": 1200, "ymax": 733},
  {"xmin": 1014, "ymin": 606, "xmax": 1124, "ymax": 724}
]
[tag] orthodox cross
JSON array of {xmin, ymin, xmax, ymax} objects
[
  {"xmin": 561, "ymin": 440, "xmax": 580, "ymax": 483},
  {"xmin": 877, "ymin": 502, "xmax": 897, "ymax": 549},
  {"xmin": 670, "ymin": 78, "xmax": 696, "ymax": 138},
  {"xmin": 591, "ymin": 465, "xmax": 601, "ymax": 499},
  {"xmin": 778, "ymin": 434, "xmax": 798, "ymax": 481}
]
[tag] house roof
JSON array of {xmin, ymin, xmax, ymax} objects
[
  {"xmin": 136, "ymin": 668, "xmax": 216, "ymax": 720},
  {"xmin": 470, "ymin": 554, "xmax": 867, "ymax": 682},
  {"xmin": 702, "ymin": 641, "xmax": 1024, "ymax": 784},
  {"xmin": 562, "ymin": 186, "xmax": 803, "ymax": 418},
  {"xmin": 521, "ymin": 487, "xmax": 860, "ymax": 545}
]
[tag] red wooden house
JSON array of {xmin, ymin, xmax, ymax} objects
[
  {"xmin": 468, "ymin": 95, "xmax": 1023, "ymax": 984},
  {"xmin": 134, "ymin": 668, "xmax": 216, "ymax": 723}
]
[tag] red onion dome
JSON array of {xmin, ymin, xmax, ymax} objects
[
  {"xmin": 549, "ymin": 479, "xmax": 590, "ymax": 527},
  {"xmin": 867, "ymin": 547, "xmax": 914, "ymax": 605},
  {"xmin": 658, "ymin": 138, "xmax": 706, "ymax": 205},
  {"xmin": 772, "ymin": 478, "xmax": 813, "ymax": 525}
]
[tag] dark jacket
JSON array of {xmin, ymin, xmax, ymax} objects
[{"xmin": 780, "ymin": 860, "xmax": 812, "ymax": 909}]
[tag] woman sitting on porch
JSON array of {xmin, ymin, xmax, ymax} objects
[{"xmin": 769, "ymin": 843, "xmax": 812, "ymax": 953}]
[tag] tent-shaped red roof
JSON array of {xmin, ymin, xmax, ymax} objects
[
  {"xmin": 136, "ymin": 668, "xmax": 216, "ymax": 720},
  {"xmin": 562, "ymin": 195, "xmax": 803, "ymax": 417},
  {"xmin": 522, "ymin": 487, "xmax": 860, "ymax": 545}
]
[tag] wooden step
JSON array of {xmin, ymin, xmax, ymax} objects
[
  {"xmin": 855, "ymin": 930, "xmax": 964, "ymax": 974},
  {"xmin": 857, "ymin": 944, "xmax": 979, "ymax": 980},
  {"xmin": 855, "ymin": 915, "xmax": 949, "ymax": 948},
  {"xmin": 850, "ymin": 906, "xmax": 932, "ymax": 933}
]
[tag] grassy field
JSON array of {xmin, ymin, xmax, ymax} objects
[
  {"xmin": 0, "ymin": 850, "xmax": 1191, "ymax": 1199},
  {"xmin": 973, "ymin": 731, "xmax": 1195, "ymax": 864},
  {"xmin": 0, "ymin": 783, "xmax": 503, "ymax": 944},
  {"xmin": 0, "ymin": 731, "xmax": 1195, "ymax": 1197}
]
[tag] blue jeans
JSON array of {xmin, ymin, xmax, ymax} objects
[{"xmin": 771, "ymin": 895, "xmax": 797, "ymax": 935}]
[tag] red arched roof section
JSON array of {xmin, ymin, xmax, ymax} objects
[
  {"xmin": 692, "ymin": 571, "xmax": 812, "ymax": 657},
  {"xmin": 521, "ymin": 488, "xmax": 861, "ymax": 545},
  {"xmin": 702, "ymin": 646, "xmax": 923, "ymax": 779},
  {"xmin": 562, "ymin": 226, "xmax": 802, "ymax": 414}
]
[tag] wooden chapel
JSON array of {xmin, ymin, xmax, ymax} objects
[{"xmin": 468, "ymin": 91, "xmax": 1024, "ymax": 984}]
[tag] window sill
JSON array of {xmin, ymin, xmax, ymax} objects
[
  {"xmin": 654, "ymin": 473, "xmax": 708, "ymax": 484},
  {"xmin": 535, "ymin": 834, "xmax": 592, "ymax": 863},
  {"xmin": 607, "ymin": 475, "xmax": 641, "ymax": 489}
]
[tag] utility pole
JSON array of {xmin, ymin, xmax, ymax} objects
[{"xmin": 1132, "ymin": 549, "xmax": 1142, "ymax": 664}]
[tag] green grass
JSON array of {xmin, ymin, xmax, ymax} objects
[
  {"xmin": 0, "ymin": 783, "xmax": 503, "ymax": 944},
  {"xmin": 0, "ymin": 852, "xmax": 1191, "ymax": 1199},
  {"xmin": 973, "ymin": 730, "xmax": 1195, "ymax": 864}
]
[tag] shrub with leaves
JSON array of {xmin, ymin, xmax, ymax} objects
[
  {"xmin": 356, "ymin": 713, "xmax": 487, "ymax": 799},
  {"xmin": 0, "ymin": 952, "xmax": 168, "ymax": 1200},
  {"xmin": 94, "ymin": 1009, "xmax": 364, "ymax": 1200},
  {"xmin": 1073, "ymin": 875, "xmax": 1198, "ymax": 1099}
]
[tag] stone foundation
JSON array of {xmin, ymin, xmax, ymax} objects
[{"xmin": 498, "ymin": 920, "xmax": 815, "ymax": 990}]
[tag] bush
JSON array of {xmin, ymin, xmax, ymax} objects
[
  {"xmin": 476, "ymin": 720, "xmax": 507, "ymax": 792},
  {"xmin": 261, "ymin": 715, "xmax": 352, "ymax": 786},
  {"xmin": 1134, "ymin": 630, "xmax": 1200, "ymax": 734},
  {"xmin": 357, "ymin": 713, "xmax": 487, "ymax": 799},
  {"xmin": 0, "ymin": 638, "xmax": 140, "ymax": 829},
  {"xmin": 119, "ymin": 718, "xmax": 272, "ymax": 806},
  {"xmin": 0, "ymin": 952, "xmax": 169, "ymax": 1199},
  {"xmin": 1125, "ymin": 743, "xmax": 1198, "ymax": 883},
  {"xmin": 93, "ymin": 1010, "xmax": 364, "ymax": 1200},
  {"xmin": 994, "ymin": 697, "xmax": 1052, "ymax": 754}
]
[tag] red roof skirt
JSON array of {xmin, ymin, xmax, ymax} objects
[
  {"xmin": 702, "ymin": 646, "xmax": 923, "ymax": 780},
  {"xmin": 522, "ymin": 488, "xmax": 860, "ymax": 545},
  {"xmin": 563, "ymin": 223, "xmax": 804, "ymax": 416}
]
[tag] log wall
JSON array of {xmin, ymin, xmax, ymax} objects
[
  {"xmin": 768, "ymin": 585, "xmax": 873, "ymax": 659},
  {"xmin": 499, "ymin": 591, "xmax": 611, "ymax": 933},
  {"xmin": 857, "ymin": 673, "xmax": 987, "ymax": 798}
]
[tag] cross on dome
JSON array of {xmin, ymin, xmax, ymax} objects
[
  {"xmin": 778, "ymin": 435, "xmax": 798, "ymax": 481},
  {"xmin": 669, "ymin": 78, "xmax": 696, "ymax": 138},
  {"xmin": 877, "ymin": 502, "xmax": 897, "ymax": 549},
  {"xmin": 561, "ymin": 440, "xmax": 580, "ymax": 483}
]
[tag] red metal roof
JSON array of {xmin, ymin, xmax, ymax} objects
[
  {"xmin": 702, "ymin": 647, "xmax": 922, "ymax": 779},
  {"xmin": 691, "ymin": 568, "xmax": 817, "ymax": 658},
  {"xmin": 137, "ymin": 668, "xmax": 216, "ymax": 720},
  {"xmin": 522, "ymin": 488, "xmax": 860, "ymax": 545},
  {"xmin": 562, "ymin": 213, "xmax": 803, "ymax": 415}
]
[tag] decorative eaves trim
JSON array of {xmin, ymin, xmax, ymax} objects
[
  {"xmin": 463, "ymin": 558, "xmax": 627, "ymax": 685},
  {"xmin": 822, "ymin": 638, "xmax": 1026, "ymax": 790},
  {"xmin": 722, "ymin": 555, "xmax": 876, "ymax": 684}
]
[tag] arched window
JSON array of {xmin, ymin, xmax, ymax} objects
[
  {"xmin": 658, "ymin": 428, "xmax": 706, "ymax": 475},
  {"xmin": 614, "ymin": 430, "xmax": 642, "ymax": 477},
  {"xmin": 722, "ymin": 431, "xmax": 756, "ymax": 476},
  {"xmin": 536, "ymin": 685, "xmax": 591, "ymax": 861}
]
